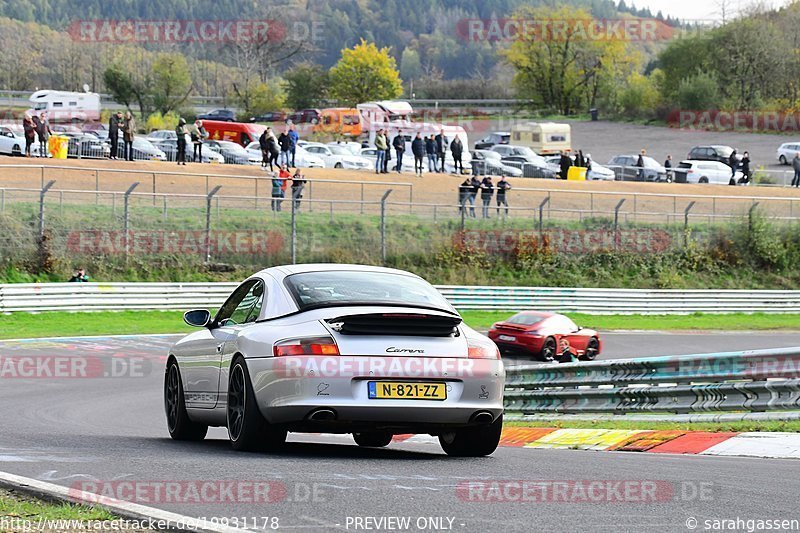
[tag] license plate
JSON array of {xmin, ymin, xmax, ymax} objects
[
  {"xmin": 498, "ymin": 335, "xmax": 516, "ymax": 342},
  {"xmin": 368, "ymin": 381, "xmax": 446, "ymax": 400}
]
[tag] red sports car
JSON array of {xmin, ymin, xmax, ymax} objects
[{"xmin": 488, "ymin": 311, "xmax": 601, "ymax": 361}]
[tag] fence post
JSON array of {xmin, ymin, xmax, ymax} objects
[
  {"xmin": 95, "ymin": 169, "xmax": 100, "ymax": 205},
  {"xmin": 749, "ymin": 202, "xmax": 760, "ymax": 234},
  {"xmin": 613, "ymin": 199, "xmax": 625, "ymax": 251},
  {"xmin": 380, "ymin": 189, "xmax": 393, "ymax": 265},
  {"xmin": 38, "ymin": 180, "xmax": 56, "ymax": 237},
  {"xmin": 683, "ymin": 200, "xmax": 696, "ymax": 247},
  {"xmin": 123, "ymin": 182, "xmax": 140, "ymax": 258},
  {"xmin": 152, "ymin": 173, "xmax": 157, "ymax": 206},
  {"xmin": 360, "ymin": 183, "xmax": 364, "ymax": 215},
  {"xmin": 205, "ymin": 185, "xmax": 222, "ymax": 263},
  {"xmin": 538, "ymin": 196, "xmax": 550, "ymax": 238},
  {"xmin": 291, "ymin": 190, "xmax": 297, "ymax": 265}
]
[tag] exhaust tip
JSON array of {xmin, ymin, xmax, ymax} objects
[
  {"xmin": 307, "ymin": 408, "xmax": 337, "ymax": 421},
  {"xmin": 471, "ymin": 411, "xmax": 494, "ymax": 425}
]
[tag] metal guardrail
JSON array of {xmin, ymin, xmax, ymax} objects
[
  {"xmin": 503, "ymin": 347, "xmax": 800, "ymax": 419},
  {"xmin": 2, "ymin": 283, "xmax": 800, "ymax": 313}
]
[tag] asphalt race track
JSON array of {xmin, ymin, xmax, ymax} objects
[{"xmin": 1, "ymin": 333, "xmax": 799, "ymax": 532}]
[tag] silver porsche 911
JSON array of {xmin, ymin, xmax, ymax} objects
[{"xmin": 164, "ymin": 264, "xmax": 505, "ymax": 456}]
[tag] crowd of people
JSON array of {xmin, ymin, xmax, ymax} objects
[
  {"xmin": 269, "ymin": 166, "xmax": 306, "ymax": 212},
  {"xmin": 21, "ymin": 112, "xmax": 51, "ymax": 157},
  {"xmin": 458, "ymin": 175, "xmax": 512, "ymax": 219},
  {"xmin": 373, "ymin": 129, "xmax": 463, "ymax": 176},
  {"xmin": 257, "ymin": 124, "xmax": 300, "ymax": 171}
]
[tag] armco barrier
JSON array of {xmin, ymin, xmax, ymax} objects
[
  {"xmin": 2, "ymin": 283, "xmax": 800, "ymax": 313},
  {"xmin": 504, "ymin": 347, "xmax": 800, "ymax": 419}
]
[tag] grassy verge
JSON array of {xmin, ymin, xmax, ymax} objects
[
  {"xmin": 0, "ymin": 488, "xmax": 140, "ymax": 530},
  {"xmin": 505, "ymin": 418, "xmax": 800, "ymax": 433},
  {"xmin": 2, "ymin": 310, "xmax": 798, "ymax": 341}
]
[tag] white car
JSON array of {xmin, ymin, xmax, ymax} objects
[
  {"xmin": 359, "ymin": 147, "xmax": 416, "ymax": 172},
  {"xmin": 543, "ymin": 154, "xmax": 615, "ymax": 180},
  {"xmin": 327, "ymin": 141, "xmax": 363, "ymax": 156},
  {"xmin": 0, "ymin": 126, "xmax": 45, "ymax": 156},
  {"xmin": 244, "ymin": 142, "xmax": 325, "ymax": 168},
  {"xmin": 673, "ymin": 160, "xmax": 745, "ymax": 184},
  {"xmin": 167, "ymin": 264, "xmax": 505, "ymax": 456},
  {"xmin": 776, "ymin": 142, "xmax": 800, "ymax": 165},
  {"xmin": 304, "ymin": 142, "xmax": 372, "ymax": 170}
]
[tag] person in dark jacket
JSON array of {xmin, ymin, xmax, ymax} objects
[
  {"xmin": 411, "ymin": 133, "xmax": 425, "ymax": 176},
  {"xmin": 559, "ymin": 151, "xmax": 572, "ymax": 180},
  {"xmin": 664, "ymin": 154, "xmax": 673, "ymax": 182},
  {"xmin": 108, "ymin": 111, "xmax": 121, "ymax": 159},
  {"xmin": 291, "ymin": 168, "xmax": 306, "ymax": 211},
  {"xmin": 265, "ymin": 128, "xmax": 280, "ymax": 171},
  {"xmin": 496, "ymin": 175, "xmax": 511, "ymax": 216},
  {"xmin": 22, "ymin": 115, "xmax": 35, "ymax": 157},
  {"xmin": 575, "ymin": 150, "xmax": 585, "ymax": 168},
  {"xmin": 392, "ymin": 131, "xmax": 405, "ymax": 173},
  {"xmin": 175, "ymin": 118, "xmax": 188, "ymax": 165},
  {"xmin": 278, "ymin": 130, "xmax": 291, "ymax": 167},
  {"xmin": 450, "ymin": 136, "xmax": 463, "ymax": 174},
  {"xmin": 728, "ymin": 149, "xmax": 738, "ymax": 180},
  {"xmin": 480, "ymin": 176, "xmax": 494, "ymax": 218},
  {"xmin": 458, "ymin": 178, "xmax": 472, "ymax": 214},
  {"xmin": 635, "ymin": 149, "xmax": 646, "ymax": 180},
  {"xmin": 434, "ymin": 130, "xmax": 447, "ymax": 172},
  {"xmin": 36, "ymin": 113, "xmax": 50, "ymax": 157},
  {"xmin": 122, "ymin": 111, "xmax": 136, "ymax": 161},
  {"xmin": 192, "ymin": 120, "xmax": 207, "ymax": 162},
  {"xmin": 258, "ymin": 129, "xmax": 269, "ymax": 168},
  {"xmin": 468, "ymin": 175, "xmax": 481, "ymax": 218},
  {"xmin": 425, "ymin": 135, "xmax": 437, "ymax": 172},
  {"xmin": 68, "ymin": 268, "xmax": 89, "ymax": 282},
  {"xmin": 793, "ymin": 153, "xmax": 800, "ymax": 188},
  {"xmin": 739, "ymin": 151, "xmax": 751, "ymax": 184}
]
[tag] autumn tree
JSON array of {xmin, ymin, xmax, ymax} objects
[{"xmin": 328, "ymin": 39, "xmax": 403, "ymax": 107}]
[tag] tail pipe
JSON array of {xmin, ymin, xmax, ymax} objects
[
  {"xmin": 471, "ymin": 411, "xmax": 494, "ymax": 425},
  {"xmin": 307, "ymin": 408, "xmax": 337, "ymax": 422}
]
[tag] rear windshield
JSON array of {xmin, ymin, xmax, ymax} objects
[
  {"xmin": 507, "ymin": 313, "xmax": 546, "ymax": 326},
  {"xmin": 284, "ymin": 271, "xmax": 454, "ymax": 312},
  {"xmin": 678, "ymin": 162, "xmax": 692, "ymax": 168}
]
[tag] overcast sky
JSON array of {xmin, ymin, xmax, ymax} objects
[{"xmin": 631, "ymin": 0, "xmax": 790, "ymax": 20}]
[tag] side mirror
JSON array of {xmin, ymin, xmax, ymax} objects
[{"xmin": 184, "ymin": 309, "xmax": 211, "ymax": 328}]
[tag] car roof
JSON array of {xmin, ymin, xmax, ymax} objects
[{"xmin": 253, "ymin": 263, "xmax": 423, "ymax": 282}]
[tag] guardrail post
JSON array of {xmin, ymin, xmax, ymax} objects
[
  {"xmin": 381, "ymin": 189, "xmax": 393, "ymax": 265},
  {"xmin": 613, "ymin": 199, "xmax": 625, "ymax": 251},
  {"xmin": 123, "ymin": 182, "xmax": 140, "ymax": 258},
  {"xmin": 683, "ymin": 201, "xmax": 696, "ymax": 247},
  {"xmin": 205, "ymin": 185, "xmax": 222, "ymax": 263},
  {"xmin": 38, "ymin": 180, "xmax": 55, "ymax": 237},
  {"xmin": 538, "ymin": 197, "xmax": 550, "ymax": 238},
  {"xmin": 291, "ymin": 189, "xmax": 297, "ymax": 265}
]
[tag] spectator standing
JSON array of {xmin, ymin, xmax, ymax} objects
[
  {"xmin": 740, "ymin": 151, "xmax": 751, "ymax": 184},
  {"xmin": 271, "ymin": 166, "xmax": 289, "ymax": 212},
  {"xmin": 122, "ymin": 111, "xmax": 136, "ymax": 161},
  {"xmin": 496, "ymin": 175, "xmax": 511, "ymax": 216},
  {"xmin": 575, "ymin": 150, "xmax": 585, "ymax": 168},
  {"xmin": 288, "ymin": 124, "xmax": 299, "ymax": 167},
  {"xmin": 291, "ymin": 168, "xmax": 306, "ymax": 211},
  {"xmin": 468, "ymin": 175, "xmax": 481, "ymax": 218},
  {"xmin": 108, "ymin": 111, "xmax": 121, "ymax": 159},
  {"xmin": 22, "ymin": 114, "xmax": 35, "ymax": 157},
  {"xmin": 729, "ymin": 149, "xmax": 738, "ymax": 180},
  {"xmin": 664, "ymin": 154, "xmax": 673, "ymax": 181},
  {"xmin": 258, "ymin": 129, "xmax": 270, "ymax": 168},
  {"xmin": 31, "ymin": 115, "xmax": 41, "ymax": 154},
  {"xmin": 434, "ymin": 130, "xmax": 447, "ymax": 172},
  {"xmin": 175, "ymin": 118, "xmax": 188, "ymax": 165},
  {"xmin": 793, "ymin": 153, "xmax": 800, "ymax": 187},
  {"xmin": 425, "ymin": 135, "xmax": 437, "ymax": 172},
  {"xmin": 278, "ymin": 130, "xmax": 291, "ymax": 167},
  {"xmin": 450, "ymin": 136, "xmax": 464, "ymax": 174},
  {"xmin": 265, "ymin": 128, "xmax": 280, "ymax": 171},
  {"xmin": 374, "ymin": 129, "xmax": 387, "ymax": 174},
  {"xmin": 68, "ymin": 268, "xmax": 89, "ymax": 282},
  {"xmin": 36, "ymin": 113, "xmax": 50, "ymax": 158},
  {"xmin": 192, "ymin": 120, "xmax": 207, "ymax": 162},
  {"xmin": 392, "ymin": 130, "xmax": 405, "ymax": 173},
  {"xmin": 636, "ymin": 149, "xmax": 646, "ymax": 180},
  {"xmin": 559, "ymin": 150, "xmax": 572, "ymax": 180},
  {"xmin": 458, "ymin": 178, "xmax": 471, "ymax": 214},
  {"xmin": 480, "ymin": 176, "xmax": 494, "ymax": 219},
  {"xmin": 411, "ymin": 132, "xmax": 425, "ymax": 176}
]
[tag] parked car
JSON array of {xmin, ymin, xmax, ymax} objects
[
  {"xmin": 687, "ymin": 145, "xmax": 741, "ymax": 167},
  {"xmin": 250, "ymin": 111, "xmax": 287, "ymax": 123},
  {"xmin": 474, "ymin": 131, "xmax": 511, "ymax": 150},
  {"xmin": 471, "ymin": 150, "xmax": 523, "ymax": 177},
  {"xmin": 327, "ymin": 141, "xmax": 363, "ymax": 156},
  {"xmin": 359, "ymin": 147, "xmax": 415, "ymax": 172},
  {"xmin": 304, "ymin": 142, "xmax": 371, "ymax": 169},
  {"xmin": 146, "ymin": 130, "xmax": 179, "ymax": 143},
  {"xmin": 244, "ymin": 142, "xmax": 325, "ymax": 168},
  {"xmin": 0, "ymin": 126, "xmax": 29, "ymax": 156},
  {"xmin": 542, "ymin": 154, "xmax": 615, "ymax": 181},
  {"xmin": 288, "ymin": 109, "xmax": 321, "ymax": 124},
  {"xmin": 672, "ymin": 160, "xmax": 745, "ymax": 185},
  {"xmin": 197, "ymin": 109, "xmax": 236, "ymax": 122},
  {"xmin": 64, "ymin": 133, "xmax": 111, "ymax": 159},
  {"xmin": 113, "ymin": 137, "xmax": 166, "ymax": 161},
  {"xmin": 167, "ymin": 264, "xmax": 505, "ymax": 456},
  {"xmin": 776, "ymin": 142, "xmax": 800, "ymax": 165},
  {"xmin": 488, "ymin": 311, "xmax": 601, "ymax": 362},
  {"xmin": 154, "ymin": 140, "xmax": 224, "ymax": 164},
  {"xmin": 607, "ymin": 154, "xmax": 668, "ymax": 182},
  {"xmin": 204, "ymin": 139, "xmax": 260, "ymax": 165},
  {"xmin": 491, "ymin": 146, "xmax": 556, "ymax": 178}
]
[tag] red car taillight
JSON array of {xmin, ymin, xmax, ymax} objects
[
  {"xmin": 273, "ymin": 336, "xmax": 340, "ymax": 357},
  {"xmin": 468, "ymin": 338, "xmax": 501, "ymax": 360}
]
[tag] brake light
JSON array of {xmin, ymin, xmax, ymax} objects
[
  {"xmin": 274, "ymin": 336, "xmax": 340, "ymax": 357},
  {"xmin": 468, "ymin": 339, "xmax": 501, "ymax": 359}
]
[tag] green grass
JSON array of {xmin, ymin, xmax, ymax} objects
[
  {"xmin": 505, "ymin": 418, "xmax": 800, "ymax": 433},
  {"xmin": 1, "ymin": 310, "xmax": 798, "ymax": 341},
  {"xmin": 0, "ymin": 488, "xmax": 120, "ymax": 523}
]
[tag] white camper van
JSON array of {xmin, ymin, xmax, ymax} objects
[
  {"xmin": 28, "ymin": 89, "xmax": 101, "ymax": 123},
  {"xmin": 511, "ymin": 122, "xmax": 571, "ymax": 155}
]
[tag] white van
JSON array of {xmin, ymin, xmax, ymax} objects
[
  {"xmin": 511, "ymin": 122, "xmax": 571, "ymax": 155},
  {"xmin": 28, "ymin": 89, "xmax": 101, "ymax": 123}
]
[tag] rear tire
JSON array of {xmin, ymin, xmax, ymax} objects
[
  {"xmin": 164, "ymin": 360, "xmax": 208, "ymax": 441},
  {"xmin": 540, "ymin": 337, "xmax": 557, "ymax": 361},
  {"xmin": 439, "ymin": 415, "xmax": 503, "ymax": 457},
  {"xmin": 11, "ymin": 144, "xmax": 21, "ymax": 156},
  {"xmin": 227, "ymin": 356, "xmax": 287, "ymax": 452},
  {"xmin": 780, "ymin": 155, "xmax": 787, "ymax": 165},
  {"xmin": 581, "ymin": 337, "xmax": 600, "ymax": 361},
  {"xmin": 353, "ymin": 431, "xmax": 393, "ymax": 448},
  {"xmin": 699, "ymin": 177, "xmax": 709, "ymax": 184},
  {"xmin": 334, "ymin": 162, "xmax": 343, "ymax": 168}
]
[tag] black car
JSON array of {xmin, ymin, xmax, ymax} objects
[
  {"xmin": 250, "ymin": 111, "xmax": 287, "ymax": 123},
  {"xmin": 474, "ymin": 131, "xmax": 511, "ymax": 150},
  {"xmin": 687, "ymin": 145, "xmax": 741, "ymax": 167},
  {"xmin": 197, "ymin": 109, "xmax": 236, "ymax": 122},
  {"xmin": 288, "ymin": 109, "xmax": 321, "ymax": 124}
]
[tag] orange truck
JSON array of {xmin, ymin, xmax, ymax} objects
[{"xmin": 312, "ymin": 108, "xmax": 362, "ymax": 138}]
